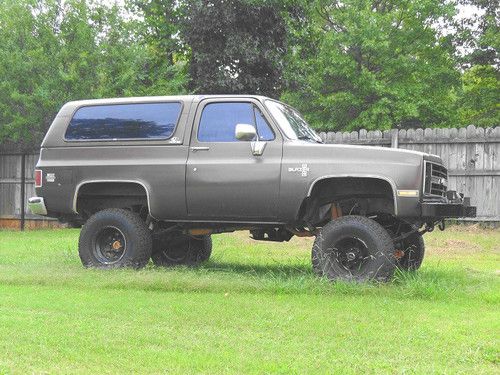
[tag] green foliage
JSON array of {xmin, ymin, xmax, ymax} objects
[
  {"xmin": 180, "ymin": 0, "xmax": 289, "ymax": 96},
  {"xmin": 0, "ymin": 0, "xmax": 497, "ymax": 148},
  {"xmin": 455, "ymin": 0, "xmax": 499, "ymax": 68},
  {"xmin": 127, "ymin": 0, "xmax": 189, "ymax": 96},
  {"xmin": 282, "ymin": 0, "xmax": 462, "ymax": 131},
  {"xmin": 0, "ymin": 0, "xmax": 60, "ymax": 148},
  {"xmin": 458, "ymin": 65, "xmax": 500, "ymax": 127},
  {"xmin": 0, "ymin": 0, "xmax": 188, "ymax": 149}
]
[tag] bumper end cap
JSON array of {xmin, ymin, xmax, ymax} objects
[{"xmin": 28, "ymin": 197, "xmax": 48, "ymax": 216}]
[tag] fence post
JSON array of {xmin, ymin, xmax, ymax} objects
[
  {"xmin": 20, "ymin": 153, "xmax": 26, "ymax": 231},
  {"xmin": 391, "ymin": 129, "xmax": 399, "ymax": 148}
]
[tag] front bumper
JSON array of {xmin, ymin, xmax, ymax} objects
[
  {"xmin": 421, "ymin": 202, "xmax": 476, "ymax": 218},
  {"xmin": 28, "ymin": 197, "xmax": 48, "ymax": 216},
  {"xmin": 421, "ymin": 193, "xmax": 476, "ymax": 219}
]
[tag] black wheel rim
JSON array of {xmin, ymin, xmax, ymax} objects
[
  {"xmin": 93, "ymin": 226, "xmax": 127, "ymax": 264},
  {"xmin": 331, "ymin": 236, "xmax": 370, "ymax": 272},
  {"xmin": 398, "ymin": 240, "xmax": 419, "ymax": 269},
  {"xmin": 160, "ymin": 233, "xmax": 190, "ymax": 262}
]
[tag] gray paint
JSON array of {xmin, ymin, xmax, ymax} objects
[
  {"xmin": 186, "ymin": 97, "xmax": 283, "ymax": 220},
  {"xmin": 20, "ymin": 95, "xmax": 473, "ymax": 224}
]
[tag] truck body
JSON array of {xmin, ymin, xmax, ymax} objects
[{"xmin": 29, "ymin": 95, "xmax": 476, "ymax": 280}]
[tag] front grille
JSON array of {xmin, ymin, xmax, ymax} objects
[{"xmin": 424, "ymin": 161, "xmax": 448, "ymax": 197}]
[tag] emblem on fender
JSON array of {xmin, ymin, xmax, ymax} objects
[{"xmin": 288, "ymin": 163, "xmax": 310, "ymax": 177}]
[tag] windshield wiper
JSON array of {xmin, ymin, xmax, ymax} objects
[
  {"xmin": 298, "ymin": 135, "xmax": 323, "ymax": 144},
  {"xmin": 298, "ymin": 135, "xmax": 313, "ymax": 141}
]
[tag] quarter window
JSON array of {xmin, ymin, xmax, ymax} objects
[
  {"xmin": 65, "ymin": 102, "xmax": 182, "ymax": 140},
  {"xmin": 197, "ymin": 102, "xmax": 275, "ymax": 142},
  {"xmin": 255, "ymin": 107, "xmax": 275, "ymax": 141}
]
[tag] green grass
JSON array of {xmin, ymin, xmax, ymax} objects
[{"xmin": 0, "ymin": 227, "xmax": 498, "ymax": 374}]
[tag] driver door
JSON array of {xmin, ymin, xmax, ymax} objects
[{"xmin": 186, "ymin": 98, "xmax": 282, "ymax": 220}]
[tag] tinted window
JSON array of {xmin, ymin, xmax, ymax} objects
[
  {"xmin": 198, "ymin": 102, "xmax": 275, "ymax": 142},
  {"xmin": 255, "ymin": 107, "xmax": 275, "ymax": 141},
  {"xmin": 65, "ymin": 102, "xmax": 182, "ymax": 140}
]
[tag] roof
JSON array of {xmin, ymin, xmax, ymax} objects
[{"xmin": 63, "ymin": 94, "xmax": 273, "ymax": 108}]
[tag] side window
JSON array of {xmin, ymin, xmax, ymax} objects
[
  {"xmin": 198, "ymin": 103, "xmax": 254, "ymax": 142},
  {"xmin": 65, "ymin": 102, "xmax": 181, "ymax": 140},
  {"xmin": 254, "ymin": 106, "xmax": 275, "ymax": 141},
  {"xmin": 198, "ymin": 102, "xmax": 275, "ymax": 142}
]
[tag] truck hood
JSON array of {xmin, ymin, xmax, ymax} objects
[
  {"xmin": 295, "ymin": 141, "xmax": 443, "ymax": 164},
  {"xmin": 281, "ymin": 141, "xmax": 444, "ymax": 194}
]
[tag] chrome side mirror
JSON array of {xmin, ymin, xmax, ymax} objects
[
  {"xmin": 235, "ymin": 123, "xmax": 257, "ymax": 141},
  {"xmin": 234, "ymin": 123, "xmax": 267, "ymax": 156}
]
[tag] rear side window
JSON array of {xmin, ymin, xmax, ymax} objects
[{"xmin": 65, "ymin": 102, "xmax": 182, "ymax": 140}]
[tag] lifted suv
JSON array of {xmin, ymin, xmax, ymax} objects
[{"xmin": 29, "ymin": 95, "xmax": 476, "ymax": 281}]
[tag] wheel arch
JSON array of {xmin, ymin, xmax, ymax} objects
[
  {"xmin": 73, "ymin": 180, "xmax": 154, "ymax": 217},
  {"xmin": 298, "ymin": 175, "xmax": 398, "ymax": 224},
  {"xmin": 307, "ymin": 174, "xmax": 397, "ymax": 211}
]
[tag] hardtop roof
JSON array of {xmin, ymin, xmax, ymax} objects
[{"xmin": 63, "ymin": 94, "xmax": 272, "ymax": 107}]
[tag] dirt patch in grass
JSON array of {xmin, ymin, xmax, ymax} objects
[
  {"xmin": 447, "ymin": 223, "xmax": 498, "ymax": 232},
  {"xmin": 430, "ymin": 239, "xmax": 482, "ymax": 256}
]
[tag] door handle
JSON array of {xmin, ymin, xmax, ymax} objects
[{"xmin": 190, "ymin": 146, "xmax": 210, "ymax": 152}]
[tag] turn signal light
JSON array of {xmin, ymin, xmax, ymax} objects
[{"xmin": 397, "ymin": 190, "xmax": 419, "ymax": 197}]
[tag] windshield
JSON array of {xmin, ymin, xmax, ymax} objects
[{"xmin": 265, "ymin": 100, "xmax": 323, "ymax": 143}]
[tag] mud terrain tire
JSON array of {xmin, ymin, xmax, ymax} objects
[
  {"xmin": 152, "ymin": 231, "xmax": 212, "ymax": 267},
  {"xmin": 396, "ymin": 233, "xmax": 425, "ymax": 271},
  {"xmin": 312, "ymin": 216, "xmax": 396, "ymax": 282},
  {"xmin": 78, "ymin": 208, "xmax": 152, "ymax": 269}
]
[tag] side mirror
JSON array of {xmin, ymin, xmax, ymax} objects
[
  {"xmin": 235, "ymin": 123, "xmax": 257, "ymax": 141},
  {"xmin": 235, "ymin": 123, "xmax": 267, "ymax": 156}
]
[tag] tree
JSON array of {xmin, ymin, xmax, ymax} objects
[
  {"xmin": 0, "ymin": 0, "xmax": 178, "ymax": 149},
  {"xmin": 453, "ymin": 1, "xmax": 498, "ymax": 127},
  {"xmin": 455, "ymin": 0, "xmax": 499, "ymax": 69},
  {"xmin": 0, "ymin": 0, "xmax": 61, "ymax": 149},
  {"xmin": 282, "ymin": 0, "xmax": 461, "ymax": 131},
  {"xmin": 458, "ymin": 65, "xmax": 499, "ymax": 127},
  {"xmin": 180, "ymin": 0, "xmax": 289, "ymax": 96},
  {"xmin": 126, "ymin": 0, "xmax": 189, "ymax": 96}
]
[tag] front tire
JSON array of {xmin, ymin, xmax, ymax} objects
[
  {"xmin": 152, "ymin": 231, "xmax": 212, "ymax": 267},
  {"xmin": 396, "ymin": 233, "xmax": 425, "ymax": 271},
  {"xmin": 78, "ymin": 208, "xmax": 152, "ymax": 269},
  {"xmin": 312, "ymin": 216, "xmax": 396, "ymax": 282}
]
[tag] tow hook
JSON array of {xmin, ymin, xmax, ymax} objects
[{"xmin": 419, "ymin": 220, "xmax": 445, "ymax": 236}]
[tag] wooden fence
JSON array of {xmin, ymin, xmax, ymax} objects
[
  {"xmin": 0, "ymin": 151, "xmax": 61, "ymax": 229},
  {"xmin": 0, "ymin": 125, "xmax": 498, "ymax": 229}
]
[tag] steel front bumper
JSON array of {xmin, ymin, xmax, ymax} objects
[
  {"xmin": 421, "ymin": 193, "xmax": 476, "ymax": 219},
  {"xmin": 28, "ymin": 197, "xmax": 48, "ymax": 216}
]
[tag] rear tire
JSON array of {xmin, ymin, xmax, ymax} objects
[
  {"xmin": 312, "ymin": 216, "xmax": 396, "ymax": 282},
  {"xmin": 152, "ymin": 231, "xmax": 212, "ymax": 267},
  {"xmin": 78, "ymin": 208, "xmax": 152, "ymax": 269}
]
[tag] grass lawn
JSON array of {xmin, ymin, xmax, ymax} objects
[{"xmin": 0, "ymin": 226, "xmax": 498, "ymax": 374}]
